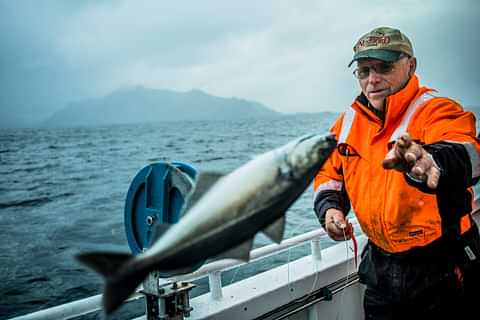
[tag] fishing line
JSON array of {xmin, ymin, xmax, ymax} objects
[
  {"xmin": 286, "ymin": 219, "xmax": 359, "ymax": 316},
  {"xmin": 335, "ymin": 226, "xmax": 353, "ymax": 320},
  {"xmin": 304, "ymin": 251, "xmax": 320, "ymax": 300},
  {"xmin": 287, "ymin": 222, "xmax": 309, "ymax": 238},
  {"xmin": 287, "ymin": 246, "xmax": 293, "ymax": 300},
  {"xmin": 229, "ymin": 264, "xmax": 241, "ymax": 285},
  {"xmin": 286, "ymin": 221, "xmax": 329, "ymax": 306},
  {"xmin": 285, "ymin": 222, "xmax": 314, "ymax": 299},
  {"xmin": 285, "ymin": 229, "xmax": 321, "ymax": 304},
  {"xmin": 234, "ymin": 222, "xmax": 310, "ymax": 288}
]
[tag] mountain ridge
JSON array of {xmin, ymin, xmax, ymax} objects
[{"xmin": 42, "ymin": 86, "xmax": 281, "ymax": 127}]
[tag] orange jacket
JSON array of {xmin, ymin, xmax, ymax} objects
[{"xmin": 314, "ymin": 75, "xmax": 480, "ymax": 253}]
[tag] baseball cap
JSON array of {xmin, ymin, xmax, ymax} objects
[{"xmin": 348, "ymin": 26, "xmax": 414, "ymax": 67}]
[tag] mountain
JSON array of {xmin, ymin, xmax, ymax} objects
[{"xmin": 42, "ymin": 86, "xmax": 280, "ymax": 127}]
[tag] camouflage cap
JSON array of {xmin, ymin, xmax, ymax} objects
[{"xmin": 348, "ymin": 26, "xmax": 414, "ymax": 67}]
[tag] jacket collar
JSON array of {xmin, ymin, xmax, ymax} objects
[{"xmin": 352, "ymin": 74, "xmax": 430, "ymax": 127}]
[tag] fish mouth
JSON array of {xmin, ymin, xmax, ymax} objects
[{"xmin": 283, "ymin": 134, "xmax": 336, "ymax": 179}]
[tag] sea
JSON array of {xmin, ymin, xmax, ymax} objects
[{"xmin": 0, "ymin": 113, "xmax": 343, "ymax": 319}]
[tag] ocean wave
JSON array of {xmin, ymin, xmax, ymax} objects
[
  {"xmin": 0, "ymin": 192, "xmax": 74, "ymax": 209},
  {"xmin": 4, "ymin": 288, "xmax": 23, "ymax": 296},
  {"xmin": 192, "ymin": 156, "xmax": 225, "ymax": 163},
  {"xmin": 0, "ymin": 149, "xmax": 16, "ymax": 154},
  {"xmin": 147, "ymin": 157, "xmax": 169, "ymax": 162},
  {"xmin": 26, "ymin": 277, "xmax": 49, "ymax": 284},
  {"xmin": 7, "ymin": 163, "xmax": 58, "ymax": 174}
]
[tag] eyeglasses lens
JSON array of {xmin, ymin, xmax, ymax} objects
[{"xmin": 353, "ymin": 62, "xmax": 394, "ymax": 79}]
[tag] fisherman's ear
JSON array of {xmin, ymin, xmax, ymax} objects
[{"xmin": 408, "ymin": 57, "xmax": 417, "ymax": 76}]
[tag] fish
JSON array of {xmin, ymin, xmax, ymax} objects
[{"xmin": 76, "ymin": 133, "xmax": 336, "ymax": 315}]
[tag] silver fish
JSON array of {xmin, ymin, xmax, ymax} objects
[{"xmin": 76, "ymin": 133, "xmax": 336, "ymax": 314}]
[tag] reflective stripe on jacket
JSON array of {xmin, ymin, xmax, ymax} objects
[{"xmin": 314, "ymin": 75, "xmax": 480, "ymax": 253}]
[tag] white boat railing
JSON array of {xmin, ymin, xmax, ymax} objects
[
  {"xmin": 160, "ymin": 228, "xmax": 333, "ymax": 298},
  {"xmin": 8, "ymin": 227, "xmax": 339, "ymax": 320}
]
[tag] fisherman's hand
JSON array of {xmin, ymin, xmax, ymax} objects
[
  {"xmin": 382, "ymin": 133, "xmax": 441, "ymax": 189},
  {"xmin": 325, "ymin": 208, "xmax": 353, "ymax": 241}
]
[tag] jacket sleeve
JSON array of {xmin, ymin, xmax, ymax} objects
[
  {"xmin": 404, "ymin": 98, "xmax": 480, "ymax": 227},
  {"xmin": 406, "ymin": 98, "xmax": 480, "ymax": 192},
  {"xmin": 313, "ymin": 115, "xmax": 351, "ymax": 229}
]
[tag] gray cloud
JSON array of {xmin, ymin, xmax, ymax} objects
[{"xmin": 1, "ymin": 0, "xmax": 479, "ymax": 127}]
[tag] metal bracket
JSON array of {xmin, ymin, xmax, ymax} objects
[{"xmin": 142, "ymin": 271, "xmax": 196, "ymax": 320}]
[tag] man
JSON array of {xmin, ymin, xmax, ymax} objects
[{"xmin": 313, "ymin": 26, "xmax": 480, "ymax": 318}]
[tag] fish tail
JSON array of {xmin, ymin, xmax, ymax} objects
[{"xmin": 76, "ymin": 251, "xmax": 148, "ymax": 315}]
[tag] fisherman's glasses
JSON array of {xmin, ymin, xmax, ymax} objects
[
  {"xmin": 352, "ymin": 62, "xmax": 396, "ymax": 80},
  {"xmin": 353, "ymin": 55, "xmax": 409, "ymax": 80}
]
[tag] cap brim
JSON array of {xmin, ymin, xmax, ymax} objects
[{"xmin": 348, "ymin": 49, "xmax": 402, "ymax": 67}]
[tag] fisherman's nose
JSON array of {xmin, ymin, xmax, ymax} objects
[{"xmin": 367, "ymin": 69, "xmax": 382, "ymax": 83}]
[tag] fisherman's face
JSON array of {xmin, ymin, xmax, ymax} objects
[{"xmin": 356, "ymin": 55, "xmax": 416, "ymax": 110}]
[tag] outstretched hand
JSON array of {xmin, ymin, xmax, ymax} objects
[{"xmin": 382, "ymin": 133, "xmax": 440, "ymax": 189}]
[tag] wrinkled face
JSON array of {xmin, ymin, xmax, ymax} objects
[{"xmin": 356, "ymin": 55, "xmax": 416, "ymax": 110}]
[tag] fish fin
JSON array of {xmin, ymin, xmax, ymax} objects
[
  {"xmin": 215, "ymin": 238, "xmax": 254, "ymax": 261},
  {"xmin": 76, "ymin": 251, "xmax": 147, "ymax": 315},
  {"xmin": 149, "ymin": 222, "xmax": 173, "ymax": 245},
  {"xmin": 158, "ymin": 262, "xmax": 204, "ymax": 277},
  {"xmin": 103, "ymin": 267, "xmax": 148, "ymax": 315},
  {"xmin": 262, "ymin": 215, "xmax": 286, "ymax": 244},
  {"xmin": 76, "ymin": 251, "xmax": 133, "ymax": 278},
  {"xmin": 183, "ymin": 172, "xmax": 224, "ymax": 213}
]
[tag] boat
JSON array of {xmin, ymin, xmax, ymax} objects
[{"xmin": 8, "ymin": 162, "xmax": 480, "ymax": 320}]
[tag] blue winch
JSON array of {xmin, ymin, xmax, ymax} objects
[{"xmin": 124, "ymin": 161, "xmax": 197, "ymax": 254}]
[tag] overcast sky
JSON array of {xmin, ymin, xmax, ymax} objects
[{"xmin": 1, "ymin": 0, "xmax": 479, "ymax": 127}]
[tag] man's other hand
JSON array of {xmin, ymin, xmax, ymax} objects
[{"xmin": 325, "ymin": 208, "xmax": 353, "ymax": 241}]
